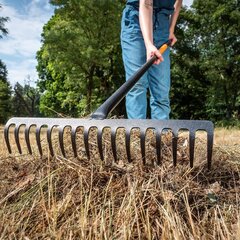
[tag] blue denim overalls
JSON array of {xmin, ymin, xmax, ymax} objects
[{"xmin": 121, "ymin": 0, "xmax": 175, "ymax": 119}]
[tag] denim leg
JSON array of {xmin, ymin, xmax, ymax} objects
[
  {"xmin": 121, "ymin": 6, "xmax": 148, "ymax": 119},
  {"xmin": 148, "ymin": 48, "xmax": 171, "ymax": 119},
  {"xmin": 148, "ymin": 12, "xmax": 171, "ymax": 120}
]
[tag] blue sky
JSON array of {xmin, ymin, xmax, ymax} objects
[
  {"xmin": 0, "ymin": 0, "xmax": 193, "ymax": 87},
  {"xmin": 0, "ymin": 0, "xmax": 54, "ymax": 86}
]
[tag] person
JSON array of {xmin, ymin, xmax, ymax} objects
[{"xmin": 121, "ymin": 0, "xmax": 182, "ymax": 119}]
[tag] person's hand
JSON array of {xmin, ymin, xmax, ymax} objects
[
  {"xmin": 169, "ymin": 32, "xmax": 177, "ymax": 46},
  {"xmin": 146, "ymin": 44, "xmax": 164, "ymax": 65}
]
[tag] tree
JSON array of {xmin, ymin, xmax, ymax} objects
[
  {"xmin": 0, "ymin": 6, "xmax": 11, "ymax": 123},
  {"xmin": 0, "ymin": 60, "xmax": 12, "ymax": 123},
  {"xmin": 37, "ymin": 0, "xmax": 125, "ymax": 117},
  {"xmin": 170, "ymin": 0, "xmax": 240, "ymax": 122},
  {"xmin": 170, "ymin": 7, "xmax": 210, "ymax": 120},
  {"xmin": 191, "ymin": 0, "xmax": 240, "ymax": 121},
  {"xmin": 0, "ymin": 4, "xmax": 9, "ymax": 38},
  {"xmin": 12, "ymin": 81, "xmax": 41, "ymax": 117}
]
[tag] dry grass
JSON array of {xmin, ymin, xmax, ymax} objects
[{"xmin": 0, "ymin": 126, "xmax": 239, "ymax": 239}]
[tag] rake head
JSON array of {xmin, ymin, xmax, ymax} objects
[
  {"xmin": 4, "ymin": 42, "xmax": 214, "ymax": 168},
  {"xmin": 4, "ymin": 117, "xmax": 214, "ymax": 169}
]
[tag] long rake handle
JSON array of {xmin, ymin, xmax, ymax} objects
[{"xmin": 90, "ymin": 40, "xmax": 172, "ymax": 120}]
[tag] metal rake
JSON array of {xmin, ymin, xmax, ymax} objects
[{"xmin": 4, "ymin": 40, "xmax": 214, "ymax": 168}]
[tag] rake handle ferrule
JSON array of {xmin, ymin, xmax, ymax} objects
[{"xmin": 90, "ymin": 40, "xmax": 172, "ymax": 120}]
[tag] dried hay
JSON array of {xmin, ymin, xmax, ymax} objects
[{"xmin": 0, "ymin": 126, "xmax": 239, "ymax": 239}]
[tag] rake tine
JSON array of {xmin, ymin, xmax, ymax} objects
[
  {"xmin": 4, "ymin": 123, "xmax": 12, "ymax": 154},
  {"xmin": 207, "ymin": 131, "xmax": 214, "ymax": 170},
  {"xmin": 47, "ymin": 126, "xmax": 54, "ymax": 156},
  {"xmin": 97, "ymin": 127, "xmax": 104, "ymax": 160},
  {"xmin": 125, "ymin": 127, "xmax": 131, "ymax": 163},
  {"xmin": 25, "ymin": 125, "xmax": 32, "ymax": 154},
  {"xmin": 156, "ymin": 130, "xmax": 161, "ymax": 165},
  {"xmin": 3, "ymin": 118, "xmax": 214, "ymax": 168},
  {"xmin": 36, "ymin": 126, "xmax": 43, "ymax": 156},
  {"xmin": 171, "ymin": 128, "xmax": 178, "ymax": 167},
  {"xmin": 189, "ymin": 130, "xmax": 196, "ymax": 168},
  {"xmin": 14, "ymin": 125, "xmax": 22, "ymax": 154},
  {"xmin": 111, "ymin": 127, "xmax": 118, "ymax": 162},
  {"xmin": 71, "ymin": 127, "xmax": 78, "ymax": 158},
  {"xmin": 59, "ymin": 126, "xmax": 65, "ymax": 157},
  {"xmin": 140, "ymin": 128, "xmax": 146, "ymax": 164},
  {"xmin": 84, "ymin": 127, "xmax": 90, "ymax": 159}
]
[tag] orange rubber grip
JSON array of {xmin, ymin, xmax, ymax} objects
[
  {"xmin": 158, "ymin": 39, "xmax": 172, "ymax": 54},
  {"xmin": 159, "ymin": 43, "xmax": 169, "ymax": 54}
]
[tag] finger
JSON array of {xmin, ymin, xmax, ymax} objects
[
  {"xmin": 155, "ymin": 51, "xmax": 163, "ymax": 60},
  {"xmin": 169, "ymin": 38, "xmax": 174, "ymax": 45},
  {"xmin": 150, "ymin": 51, "xmax": 155, "ymax": 57},
  {"xmin": 155, "ymin": 57, "xmax": 164, "ymax": 65},
  {"xmin": 157, "ymin": 55, "xmax": 164, "ymax": 62},
  {"xmin": 171, "ymin": 38, "xmax": 177, "ymax": 46}
]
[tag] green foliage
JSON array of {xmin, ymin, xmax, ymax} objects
[
  {"xmin": 37, "ymin": 0, "xmax": 125, "ymax": 117},
  {"xmin": 171, "ymin": 0, "xmax": 240, "ymax": 122},
  {"xmin": 0, "ymin": 4, "xmax": 9, "ymax": 38},
  {"xmin": 12, "ymin": 82, "xmax": 41, "ymax": 117},
  {"xmin": 0, "ymin": 60, "xmax": 12, "ymax": 123},
  {"xmin": 0, "ymin": 59, "xmax": 8, "ymax": 80},
  {"xmin": 171, "ymin": 7, "xmax": 209, "ymax": 120},
  {"xmin": 0, "ymin": 5, "xmax": 12, "ymax": 123},
  {"xmin": 191, "ymin": 0, "xmax": 240, "ymax": 121}
]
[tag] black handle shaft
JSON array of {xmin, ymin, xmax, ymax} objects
[{"xmin": 90, "ymin": 40, "xmax": 172, "ymax": 120}]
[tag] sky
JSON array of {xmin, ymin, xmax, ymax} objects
[
  {"xmin": 0, "ymin": 0, "xmax": 54, "ymax": 86},
  {"xmin": 0, "ymin": 0, "xmax": 193, "ymax": 87}
]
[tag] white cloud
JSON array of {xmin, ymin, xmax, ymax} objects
[
  {"xmin": 184, "ymin": 0, "xmax": 193, "ymax": 7},
  {"xmin": 0, "ymin": 0, "xmax": 54, "ymax": 86},
  {"xmin": 5, "ymin": 58, "xmax": 38, "ymax": 86}
]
